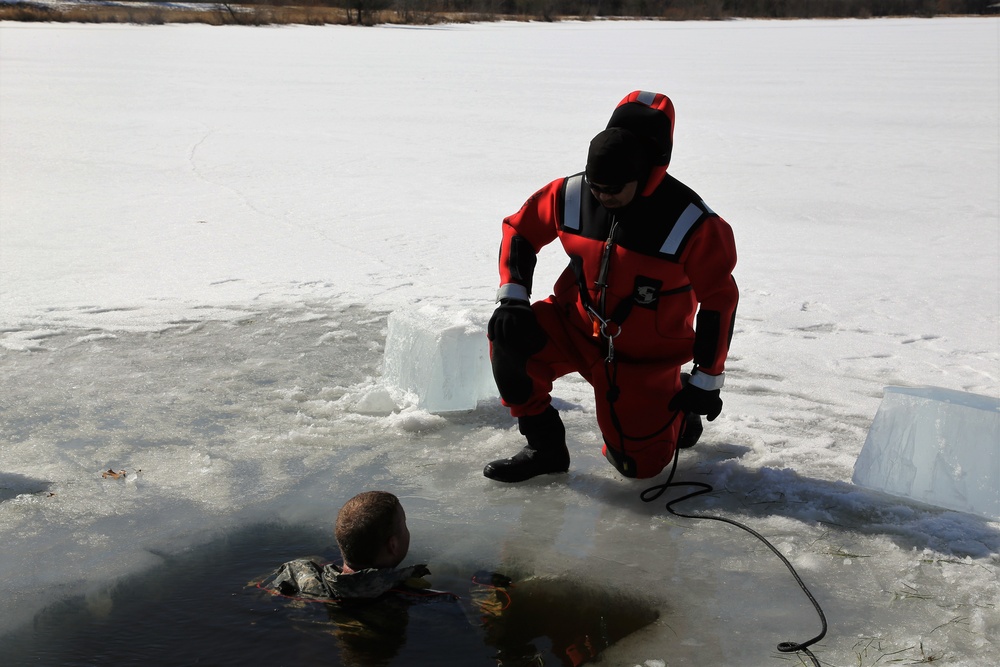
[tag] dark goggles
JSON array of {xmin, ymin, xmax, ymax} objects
[{"xmin": 588, "ymin": 181, "xmax": 626, "ymax": 195}]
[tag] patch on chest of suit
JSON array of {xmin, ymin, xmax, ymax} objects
[
  {"xmin": 631, "ymin": 275, "xmax": 694, "ymax": 311},
  {"xmin": 633, "ymin": 276, "xmax": 663, "ymax": 309}
]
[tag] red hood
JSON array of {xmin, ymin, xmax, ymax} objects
[{"xmin": 607, "ymin": 91, "xmax": 675, "ymax": 196}]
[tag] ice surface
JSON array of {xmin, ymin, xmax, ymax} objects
[
  {"xmin": 382, "ymin": 306, "xmax": 498, "ymax": 413},
  {"xmin": 853, "ymin": 386, "xmax": 1000, "ymax": 521}
]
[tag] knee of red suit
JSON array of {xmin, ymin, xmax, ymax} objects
[{"xmin": 601, "ymin": 440, "xmax": 676, "ymax": 479}]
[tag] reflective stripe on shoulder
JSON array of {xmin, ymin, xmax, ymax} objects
[
  {"xmin": 659, "ymin": 202, "xmax": 706, "ymax": 256},
  {"xmin": 636, "ymin": 90, "xmax": 657, "ymax": 106},
  {"xmin": 562, "ymin": 174, "xmax": 584, "ymax": 232}
]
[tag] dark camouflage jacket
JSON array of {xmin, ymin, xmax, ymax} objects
[{"xmin": 264, "ymin": 557, "xmax": 430, "ymax": 600}]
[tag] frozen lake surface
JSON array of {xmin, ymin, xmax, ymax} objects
[
  {"xmin": 2, "ymin": 307, "xmax": 997, "ymax": 665},
  {"xmin": 1, "ymin": 16, "xmax": 998, "ymax": 666}
]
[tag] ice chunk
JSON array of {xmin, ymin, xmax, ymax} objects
[
  {"xmin": 853, "ymin": 386, "xmax": 1000, "ymax": 521},
  {"xmin": 381, "ymin": 306, "xmax": 498, "ymax": 413}
]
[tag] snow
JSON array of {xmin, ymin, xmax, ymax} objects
[
  {"xmin": 853, "ymin": 386, "xmax": 1000, "ymax": 521},
  {"xmin": 1, "ymin": 16, "xmax": 998, "ymax": 666}
]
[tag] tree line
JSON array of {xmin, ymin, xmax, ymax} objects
[
  {"xmin": 2, "ymin": 0, "xmax": 994, "ymax": 26},
  {"xmin": 264, "ymin": 0, "xmax": 996, "ymax": 23}
]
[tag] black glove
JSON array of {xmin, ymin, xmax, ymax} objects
[
  {"xmin": 669, "ymin": 383, "xmax": 723, "ymax": 421},
  {"xmin": 488, "ymin": 298, "xmax": 545, "ymax": 357}
]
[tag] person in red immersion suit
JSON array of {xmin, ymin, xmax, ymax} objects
[{"xmin": 485, "ymin": 91, "xmax": 739, "ymax": 483}]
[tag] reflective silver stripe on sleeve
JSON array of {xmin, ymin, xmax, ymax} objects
[
  {"xmin": 659, "ymin": 203, "xmax": 704, "ymax": 255},
  {"xmin": 636, "ymin": 90, "xmax": 657, "ymax": 106},
  {"xmin": 689, "ymin": 370, "xmax": 725, "ymax": 391},
  {"xmin": 496, "ymin": 283, "xmax": 530, "ymax": 303},
  {"xmin": 562, "ymin": 174, "xmax": 583, "ymax": 232}
]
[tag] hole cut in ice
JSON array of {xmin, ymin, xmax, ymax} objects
[{"xmin": 0, "ymin": 522, "xmax": 659, "ymax": 667}]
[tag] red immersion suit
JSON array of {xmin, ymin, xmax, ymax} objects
[{"xmin": 493, "ymin": 92, "xmax": 739, "ymax": 479}]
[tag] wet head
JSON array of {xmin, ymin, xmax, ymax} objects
[{"xmin": 335, "ymin": 490, "xmax": 411, "ymax": 571}]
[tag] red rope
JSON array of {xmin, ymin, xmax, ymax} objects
[{"xmin": 469, "ymin": 573, "xmax": 513, "ymax": 611}]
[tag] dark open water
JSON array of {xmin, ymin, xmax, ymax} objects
[{"xmin": 0, "ymin": 522, "xmax": 657, "ymax": 666}]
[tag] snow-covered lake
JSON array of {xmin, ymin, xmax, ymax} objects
[{"xmin": 1, "ymin": 16, "xmax": 998, "ymax": 666}]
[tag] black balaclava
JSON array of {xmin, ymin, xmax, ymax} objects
[{"xmin": 585, "ymin": 128, "xmax": 645, "ymax": 186}]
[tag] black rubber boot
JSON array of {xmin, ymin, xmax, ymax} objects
[{"xmin": 484, "ymin": 407, "xmax": 570, "ymax": 483}]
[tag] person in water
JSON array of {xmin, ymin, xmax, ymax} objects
[
  {"xmin": 264, "ymin": 490, "xmax": 430, "ymax": 600},
  {"xmin": 260, "ymin": 491, "xmax": 657, "ymax": 667}
]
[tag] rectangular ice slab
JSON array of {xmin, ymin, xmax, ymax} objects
[
  {"xmin": 382, "ymin": 306, "xmax": 498, "ymax": 413},
  {"xmin": 852, "ymin": 386, "xmax": 1000, "ymax": 521}
]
